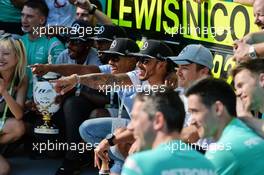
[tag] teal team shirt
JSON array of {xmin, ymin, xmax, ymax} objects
[
  {"xmin": 122, "ymin": 140, "xmax": 216, "ymax": 175},
  {"xmin": 206, "ymin": 118, "xmax": 264, "ymax": 175},
  {"xmin": 22, "ymin": 34, "xmax": 65, "ymax": 99},
  {"xmin": 0, "ymin": 0, "xmax": 21, "ymax": 22}
]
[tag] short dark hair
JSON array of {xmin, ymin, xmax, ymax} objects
[
  {"xmin": 24, "ymin": 0, "xmax": 49, "ymax": 18},
  {"xmin": 135, "ymin": 88, "xmax": 185, "ymax": 133},
  {"xmin": 231, "ymin": 59, "xmax": 264, "ymax": 78},
  {"xmin": 185, "ymin": 78, "xmax": 237, "ymax": 116},
  {"xmin": 195, "ymin": 63, "xmax": 212, "ymax": 76}
]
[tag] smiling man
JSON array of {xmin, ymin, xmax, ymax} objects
[
  {"xmin": 50, "ymin": 40, "xmax": 176, "ymax": 175},
  {"xmin": 21, "ymin": 0, "xmax": 65, "ymax": 99},
  {"xmin": 56, "ymin": 38, "xmax": 139, "ymax": 175},
  {"xmin": 232, "ymin": 59, "xmax": 264, "ymax": 116},
  {"xmin": 121, "ymin": 89, "xmax": 216, "ymax": 175},
  {"xmin": 168, "ymin": 44, "xmax": 214, "ymax": 150},
  {"xmin": 186, "ymin": 78, "xmax": 264, "ymax": 175},
  {"xmin": 230, "ymin": 59, "xmax": 264, "ymax": 138}
]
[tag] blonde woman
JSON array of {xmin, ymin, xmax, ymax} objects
[{"xmin": 0, "ymin": 33, "xmax": 28, "ymax": 175}]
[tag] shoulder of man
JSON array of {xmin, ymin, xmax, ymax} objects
[
  {"xmin": 206, "ymin": 143, "xmax": 238, "ymax": 175},
  {"xmin": 48, "ymin": 37, "xmax": 65, "ymax": 51},
  {"xmin": 122, "ymin": 151, "xmax": 153, "ymax": 175},
  {"xmin": 55, "ymin": 49, "xmax": 70, "ymax": 64}
]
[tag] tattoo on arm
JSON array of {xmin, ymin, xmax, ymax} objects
[{"xmin": 80, "ymin": 73, "xmax": 133, "ymax": 89}]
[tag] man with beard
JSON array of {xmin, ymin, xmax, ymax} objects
[
  {"xmin": 21, "ymin": 0, "xmax": 65, "ymax": 99},
  {"xmin": 32, "ymin": 38, "xmax": 139, "ymax": 175},
  {"xmin": 51, "ymin": 40, "xmax": 176, "ymax": 175},
  {"xmin": 121, "ymin": 89, "xmax": 216, "ymax": 175},
  {"xmin": 186, "ymin": 78, "xmax": 264, "ymax": 175},
  {"xmin": 55, "ymin": 20, "xmax": 101, "ymax": 66},
  {"xmin": 233, "ymin": 0, "xmax": 264, "ymax": 62}
]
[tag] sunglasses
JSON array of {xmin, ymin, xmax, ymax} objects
[
  {"xmin": 137, "ymin": 56, "xmax": 161, "ymax": 65},
  {"xmin": 108, "ymin": 55, "xmax": 120, "ymax": 62},
  {"xmin": 138, "ymin": 58, "xmax": 151, "ymax": 64}
]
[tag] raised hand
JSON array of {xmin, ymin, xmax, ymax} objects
[{"xmin": 50, "ymin": 74, "xmax": 78, "ymax": 95}]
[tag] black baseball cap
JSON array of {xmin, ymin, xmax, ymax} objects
[
  {"xmin": 129, "ymin": 40, "xmax": 174, "ymax": 60},
  {"xmin": 99, "ymin": 38, "xmax": 139, "ymax": 56},
  {"xmin": 68, "ymin": 20, "xmax": 94, "ymax": 42},
  {"xmin": 92, "ymin": 25, "xmax": 127, "ymax": 42}
]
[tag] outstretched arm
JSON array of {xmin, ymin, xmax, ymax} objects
[
  {"xmin": 52, "ymin": 73, "xmax": 133, "ymax": 95},
  {"xmin": 31, "ymin": 64, "xmax": 101, "ymax": 76}
]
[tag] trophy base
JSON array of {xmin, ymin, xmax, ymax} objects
[{"xmin": 34, "ymin": 127, "xmax": 59, "ymax": 135}]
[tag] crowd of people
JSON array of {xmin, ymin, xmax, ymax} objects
[{"xmin": 0, "ymin": 0, "xmax": 264, "ymax": 175}]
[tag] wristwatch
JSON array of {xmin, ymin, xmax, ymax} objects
[
  {"xmin": 248, "ymin": 45, "xmax": 257, "ymax": 59},
  {"xmin": 89, "ymin": 4, "xmax": 97, "ymax": 14},
  {"xmin": 105, "ymin": 133, "xmax": 115, "ymax": 146}
]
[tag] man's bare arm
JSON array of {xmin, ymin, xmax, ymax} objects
[
  {"xmin": 79, "ymin": 73, "xmax": 133, "ymax": 89},
  {"xmin": 53, "ymin": 73, "xmax": 133, "ymax": 95},
  {"xmin": 31, "ymin": 64, "xmax": 101, "ymax": 76}
]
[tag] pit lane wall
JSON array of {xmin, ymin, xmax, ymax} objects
[{"xmin": 100, "ymin": 0, "xmax": 259, "ymax": 83}]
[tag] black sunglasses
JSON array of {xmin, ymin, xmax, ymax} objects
[
  {"xmin": 108, "ymin": 54, "xmax": 121, "ymax": 62},
  {"xmin": 138, "ymin": 56, "xmax": 162, "ymax": 64}
]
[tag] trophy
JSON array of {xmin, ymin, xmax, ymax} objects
[
  {"xmin": 33, "ymin": 53, "xmax": 62, "ymax": 134},
  {"xmin": 33, "ymin": 72, "xmax": 60, "ymax": 135}
]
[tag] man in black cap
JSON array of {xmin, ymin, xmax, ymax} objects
[
  {"xmin": 32, "ymin": 38, "xmax": 140, "ymax": 175},
  {"xmin": 93, "ymin": 25, "xmax": 127, "ymax": 64},
  {"xmin": 56, "ymin": 20, "xmax": 101, "ymax": 66},
  {"xmin": 50, "ymin": 39, "xmax": 176, "ymax": 175}
]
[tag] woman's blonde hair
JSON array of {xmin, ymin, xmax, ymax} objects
[{"xmin": 0, "ymin": 36, "xmax": 27, "ymax": 87}]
